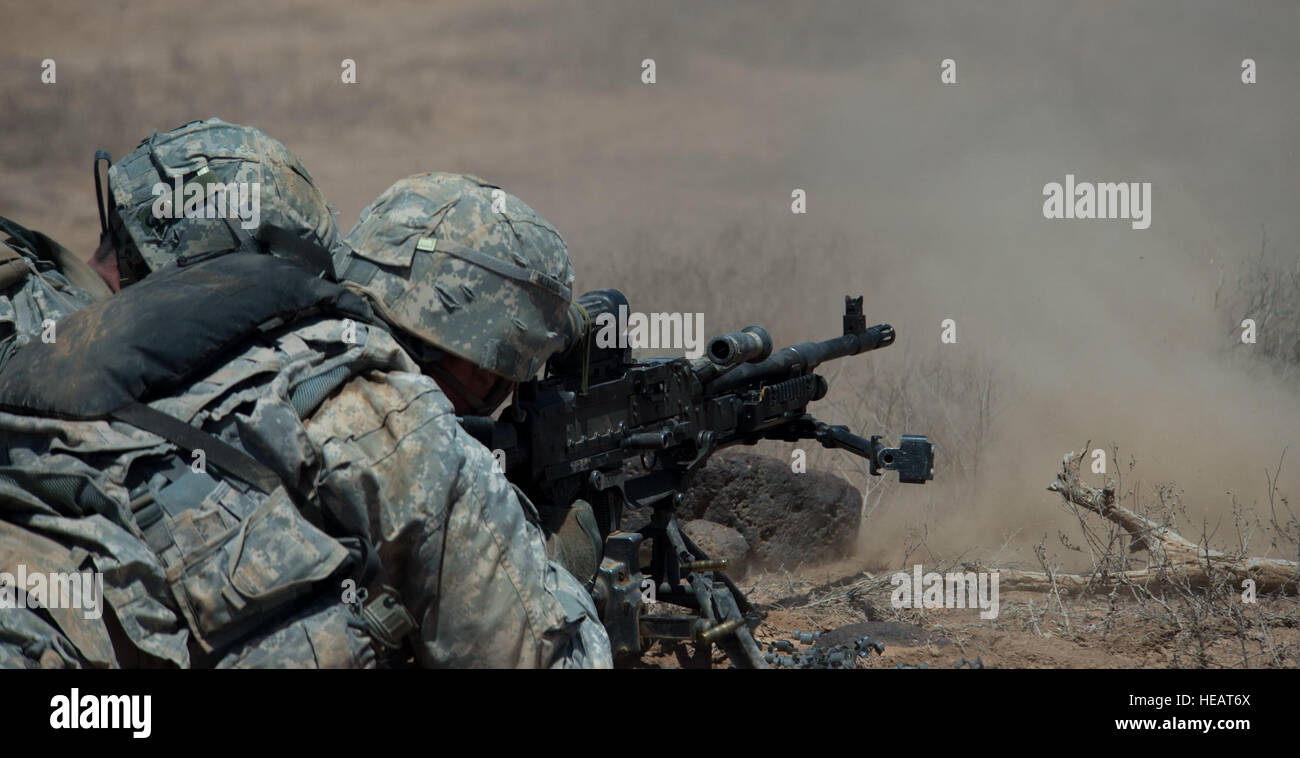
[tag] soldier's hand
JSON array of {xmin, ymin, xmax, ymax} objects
[{"xmin": 543, "ymin": 499, "xmax": 603, "ymax": 586}]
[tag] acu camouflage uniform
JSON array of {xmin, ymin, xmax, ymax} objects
[
  {"xmin": 0, "ymin": 215, "xmax": 108, "ymax": 371},
  {"xmin": 0, "ymin": 126, "xmax": 608, "ymax": 668},
  {"xmin": 339, "ymin": 172, "xmax": 607, "ymax": 585}
]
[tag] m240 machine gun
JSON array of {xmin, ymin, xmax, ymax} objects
[{"xmin": 461, "ymin": 289, "xmax": 934, "ymax": 668}]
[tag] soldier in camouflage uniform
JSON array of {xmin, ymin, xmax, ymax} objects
[
  {"xmin": 0, "ymin": 121, "xmax": 610, "ymax": 668},
  {"xmin": 338, "ymin": 173, "xmax": 607, "ymax": 587},
  {"xmin": 5, "ymin": 112, "xmax": 333, "ymax": 368}
]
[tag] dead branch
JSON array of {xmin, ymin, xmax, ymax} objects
[{"xmin": 1006, "ymin": 450, "xmax": 1300, "ymax": 595}]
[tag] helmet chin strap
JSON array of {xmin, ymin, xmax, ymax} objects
[{"xmin": 93, "ymin": 150, "xmax": 114, "ymax": 244}]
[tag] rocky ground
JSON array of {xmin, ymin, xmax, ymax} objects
[{"xmin": 630, "ymin": 452, "xmax": 1299, "ymax": 669}]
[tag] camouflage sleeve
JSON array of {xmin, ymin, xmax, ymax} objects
[
  {"xmin": 307, "ymin": 367, "xmax": 611, "ymax": 669},
  {"xmin": 0, "ymin": 261, "xmax": 96, "ymax": 369}
]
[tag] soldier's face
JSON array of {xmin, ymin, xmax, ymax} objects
[{"xmin": 437, "ymin": 353, "xmax": 514, "ymax": 415}]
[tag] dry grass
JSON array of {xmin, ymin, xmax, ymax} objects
[{"xmin": 1219, "ymin": 231, "xmax": 1300, "ymax": 381}]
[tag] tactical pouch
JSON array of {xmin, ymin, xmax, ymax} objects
[
  {"xmin": 0, "ymin": 253, "xmax": 382, "ymax": 657},
  {"xmin": 165, "ymin": 485, "xmax": 350, "ymax": 653}
]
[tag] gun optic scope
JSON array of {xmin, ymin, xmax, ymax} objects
[{"xmin": 558, "ymin": 288, "xmax": 628, "ymax": 356}]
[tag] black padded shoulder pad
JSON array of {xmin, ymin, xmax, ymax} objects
[{"xmin": 0, "ymin": 254, "xmax": 374, "ymax": 419}]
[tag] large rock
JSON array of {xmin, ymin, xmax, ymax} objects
[
  {"xmin": 678, "ymin": 451, "xmax": 861, "ymax": 568},
  {"xmin": 681, "ymin": 519, "xmax": 750, "ymax": 578}
]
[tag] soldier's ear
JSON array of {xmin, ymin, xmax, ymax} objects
[{"xmin": 88, "ymin": 234, "xmax": 122, "ymax": 293}]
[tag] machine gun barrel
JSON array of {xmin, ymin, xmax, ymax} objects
[
  {"xmin": 708, "ymin": 320, "xmax": 894, "ymax": 395},
  {"xmin": 706, "ymin": 325, "xmax": 772, "ymax": 368}
]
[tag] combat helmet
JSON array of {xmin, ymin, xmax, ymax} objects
[
  {"xmin": 99, "ymin": 118, "xmax": 343, "ymax": 284},
  {"xmin": 338, "ymin": 172, "xmax": 574, "ymax": 383}
]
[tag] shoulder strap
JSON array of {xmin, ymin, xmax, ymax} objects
[{"xmin": 110, "ymin": 402, "xmax": 281, "ymax": 495}]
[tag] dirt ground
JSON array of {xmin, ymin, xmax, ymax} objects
[{"xmin": 633, "ymin": 559, "xmax": 1299, "ymax": 669}]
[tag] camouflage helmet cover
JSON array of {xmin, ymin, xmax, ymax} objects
[
  {"xmin": 106, "ymin": 118, "xmax": 342, "ymax": 275},
  {"xmin": 339, "ymin": 172, "xmax": 574, "ymax": 383}
]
